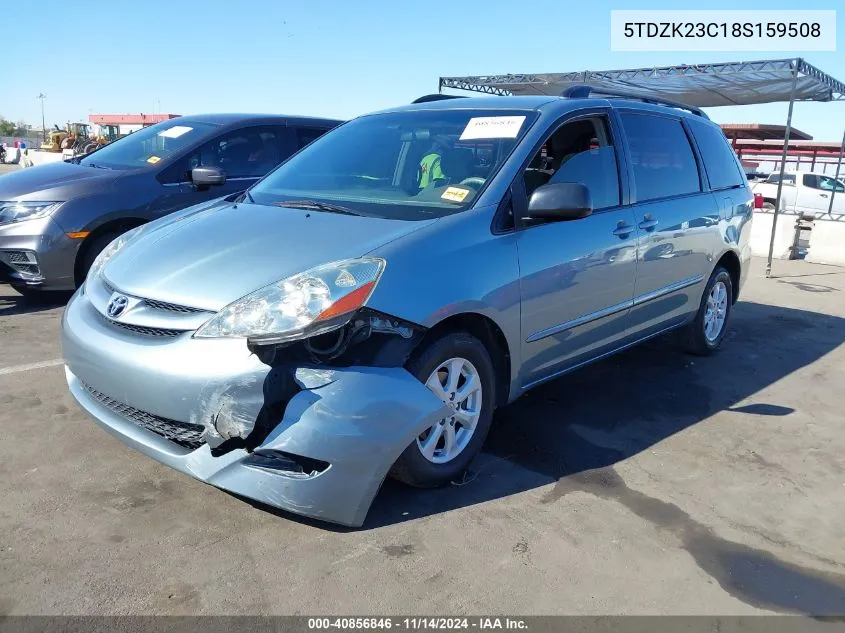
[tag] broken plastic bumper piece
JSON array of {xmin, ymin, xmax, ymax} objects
[{"xmin": 65, "ymin": 365, "xmax": 447, "ymax": 526}]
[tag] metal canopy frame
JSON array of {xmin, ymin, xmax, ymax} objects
[{"xmin": 440, "ymin": 58, "xmax": 845, "ymax": 277}]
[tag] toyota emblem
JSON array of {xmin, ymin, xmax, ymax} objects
[{"xmin": 106, "ymin": 294, "xmax": 129, "ymax": 319}]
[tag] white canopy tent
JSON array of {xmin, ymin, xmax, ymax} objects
[{"xmin": 440, "ymin": 58, "xmax": 845, "ymax": 276}]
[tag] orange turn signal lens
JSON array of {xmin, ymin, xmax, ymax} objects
[
  {"xmin": 65, "ymin": 231, "xmax": 90, "ymax": 239},
  {"xmin": 315, "ymin": 281, "xmax": 376, "ymax": 322}
]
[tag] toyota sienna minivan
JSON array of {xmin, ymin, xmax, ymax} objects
[
  {"xmin": 0, "ymin": 114, "xmax": 340, "ymax": 297},
  {"xmin": 62, "ymin": 90, "xmax": 752, "ymax": 526}
]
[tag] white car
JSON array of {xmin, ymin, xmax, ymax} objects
[{"xmin": 751, "ymin": 170, "xmax": 845, "ymax": 218}]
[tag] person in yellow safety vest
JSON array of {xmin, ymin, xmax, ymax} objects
[{"xmin": 417, "ymin": 136, "xmax": 450, "ymax": 189}]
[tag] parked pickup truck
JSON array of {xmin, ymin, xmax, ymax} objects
[{"xmin": 751, "ymin": 170, "xmax": 845, "ymax": 217}]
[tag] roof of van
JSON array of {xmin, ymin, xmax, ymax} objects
[{"xmin": 374, "ymin": 94, "xmax": 715, "ymax": 122}]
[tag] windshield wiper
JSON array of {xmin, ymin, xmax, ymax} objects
[{"xmin": 272, "ymin": 200, "xmax": 360, "ymax": 216}]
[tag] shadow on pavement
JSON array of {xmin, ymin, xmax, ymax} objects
[
  {"xmin": 369, "ymin": 300, "xmax": 844, "ymax": 527},
  {"xmin": 0, "ymin": 286, "xmax": 71, "ymax": 316}
]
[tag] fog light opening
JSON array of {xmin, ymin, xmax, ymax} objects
[
  {"xmin": 244, "ymin": 450, "xmax": 329, "ymax": 477},
  {"xmin": 0, "ymin": 250, "xmax": 42, "ymax": 278}
]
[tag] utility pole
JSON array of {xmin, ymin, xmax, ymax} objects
[
  {"xmin": 37, "ymin": 93, "xmax": 47, "ymax": 142},
  {"xmin": 826, "ymin": 127, "xmax": 845, "ymax": 217}
]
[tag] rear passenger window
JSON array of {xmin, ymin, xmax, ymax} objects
[
  {"xmin": 688, "ymin": 119, "xmax": 745, "ymax": 190},
  {"xmin": 523, "ymin": 116, "xmax": 620, "ymax": 210},
  {"xmin": 620, "ymin": 112, "xmax": 701, "ymax": 202}
]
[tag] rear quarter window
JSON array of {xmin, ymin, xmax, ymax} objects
[
  {"xmin": 619, "ymin": 112, "xmax": 701, "ymax": 202},
  {"xmin": 688, "ymin": 119, "xmax": 746, "ymax": 190}
]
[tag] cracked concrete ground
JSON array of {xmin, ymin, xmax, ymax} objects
[{"xmin": 1, "ymin": 257, "xmax": 844, "ymax": 615}]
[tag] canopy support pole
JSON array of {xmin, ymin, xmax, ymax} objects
[
  {"xmin": 826, "ymin": 127, "xmax": 845, "ymax": 216},
  {"xmin": 766, "ymin": 61, "xmax": 800, "ymax": 278}
]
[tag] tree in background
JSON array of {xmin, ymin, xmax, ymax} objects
[
  {"xmin": 0, "ymin": 118, "xmax": 15, "ymax": 136},
  {"xmin": 0, "ymin": 117, "xmax": 33, "ymax": 137}
]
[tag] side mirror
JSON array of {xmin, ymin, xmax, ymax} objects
[
  {"xmin": 526, "ymin": 182, "xmax": 593, "ymax": 222},
  {"xmin": 191, "ymin": 166, "xmax": 226, "ymax": 188}
]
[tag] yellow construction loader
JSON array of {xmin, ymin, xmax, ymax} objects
[{"xmin": 40, "ymin": 122, "xmax": 92, "ymax": 153}]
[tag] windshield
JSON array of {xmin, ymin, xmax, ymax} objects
[
  {"xmin": 248, "ymin": 109, "xmax": 537, "ymax": 220},
  {"xmin": 80, "ymin": 119, "xmax": 217, "ymax": 170}
]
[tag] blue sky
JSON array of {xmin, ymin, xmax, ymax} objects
[{"xmin": 3, "ymin": 0, "xmax": 843, "ymax": 141}]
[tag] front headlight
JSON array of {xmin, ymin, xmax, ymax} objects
[
  {"xmin": 0, "ymin": 201, "xmax": 63, "ymax": 225},
  {"xmin": 195, "ymin": 258, "xmax": 386, "ymax": 344},
  {"xmin": 86, "ymin": 226, "xmax": 143, "ymax": 282}
]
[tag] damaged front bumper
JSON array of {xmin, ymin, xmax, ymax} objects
[{"xmin": 61, "ymin": 290, "xmax": 448, "ymax": 527}]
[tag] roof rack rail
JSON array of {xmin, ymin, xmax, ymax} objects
[
  {"xmin": 412, "ymin": 94, "xmax": 468, "ymax": 104},
  {"xmin": 560, "ymin": 85, "xmax": 708, "ymax": 119}
]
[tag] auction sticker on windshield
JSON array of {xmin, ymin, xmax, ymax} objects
[
  {"xmin": 146, "ymin": 156, "xmax": 161, "ymax": 164},
  {"xmin": 158, "ymin": 125, "xmax": 193, "ymax": 138},
  {"xmin": 460, "ymin": 116, "xmax": 526, "ymax": 140},
  {"xmin": 441, "ymin": 186, "xmax": 471, "ymax": 203}
]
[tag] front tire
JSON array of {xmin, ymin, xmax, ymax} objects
[
  {"xmin": 390, "ymin": 332, "xmax": 496, "ymax": 488},
  {"xmin": 78, "ymin": 231, "xmax": 122, "ymax": 286},
  {"xmin": 685, "ymin": 266, "xmax": 733, "ymax": 356}
]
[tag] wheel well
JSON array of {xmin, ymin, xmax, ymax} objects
[
  {"xmin": 716, "ymin": 251, "xmax": 741, "ymax": 304},
  {"xmin": 417, "ymin": 312, "xmax": 511, "ymax": 407},
  {"xmin": 73, "ymin": 217, "xmax": 147, "ymax": 286}
]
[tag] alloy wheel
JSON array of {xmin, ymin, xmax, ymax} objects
[
  {"xmin": 704, "ymin": 280, "xmax": 728, "ymax": 343},
  {"xmin": 417, "ymin": 357, "xmax": 483, "ymax": 464}
]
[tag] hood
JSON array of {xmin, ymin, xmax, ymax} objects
[
  {"xmin": 104, "ymin": 202, "xmax": 437, "ymax": 310},
  {"xmin": 0, "ymin": 160, "xmax": 121, "ymax": 201}
]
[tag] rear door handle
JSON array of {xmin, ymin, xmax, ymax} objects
[
  {"xmin": 820, "ymin": 193, "xmax": 829, "ymax": 198},
  {"xmin": 612, "ymin": 223, "xmax": 634, "ymax": 238},
  {"xmin": 639, "ymin": 216, "xmax": 659, "ymax": 231}
]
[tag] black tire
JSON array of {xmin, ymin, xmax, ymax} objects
[
  {"xmin": 79, "ymin": 231, "xmax": 122, "ymax": 284},
  {"xmin": 389, "ymin": 332, "xmax": 496, "ymax": 488},
  {"xmin": 685, "ymin": 266, "xmax": 733, "ymax": 356}
]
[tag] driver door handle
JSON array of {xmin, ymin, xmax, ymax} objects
[
  {"xmin": 612, "ymin": 223, "xmax": 634, "ymax": 239},
  {"xmin": 639, "ymin": 216, "xmax": 659, "ymax": 231}
]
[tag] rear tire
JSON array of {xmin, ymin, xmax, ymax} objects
[
  {"xmin": 389, "ymin": 332, "xmax": 496, "ymax": 488},
  {"xmin": 685, "ymin": 266, "xmax": 733, "ymax": 356}
]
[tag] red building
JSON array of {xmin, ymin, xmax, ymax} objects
[{"xmin": 719, "ymin": 123, "xmax": 844, "ymax": 177}]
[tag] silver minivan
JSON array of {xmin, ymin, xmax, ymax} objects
[{"xmin": 62, "ymin": 92, "xmax": 752, "ymax": 526}]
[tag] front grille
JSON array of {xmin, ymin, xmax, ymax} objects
[
  {"xmin": 7, "ymin": 252, "xmax": 30, "ymax": 264},
  {"xmin": 99, "ymin": 312, "xmax": 185, "ymax": 337},
  {"xmin": 82, "ymin": 382, "xmax": 206, "ymax": 450},
  {"xmin": 143, "ymin": 297, "xmax": 204, "ymax": 314},
  {"xmin": 102, "ymin": 278, "xmax": 204, "ymax": 314}
]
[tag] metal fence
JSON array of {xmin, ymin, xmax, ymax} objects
[{"xmin": 0, "ymin": 135, "xmax": 42, "ymax": 150}]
